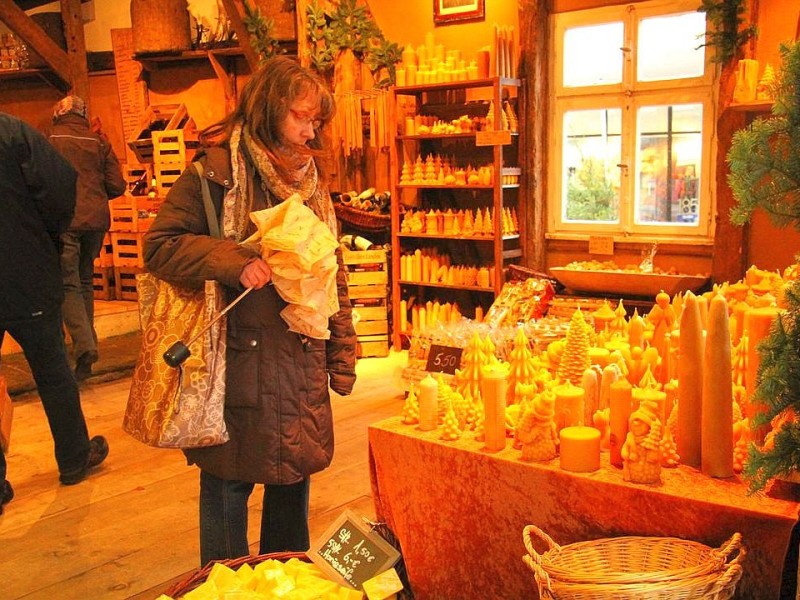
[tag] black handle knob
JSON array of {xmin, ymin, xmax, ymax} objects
[{"xmin": 163, "ymin": 341, "xmax": 191, "ymax": 368}]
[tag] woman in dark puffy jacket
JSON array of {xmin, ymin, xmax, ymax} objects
[{"xmin": 144, "ymin": 57, "xmax": 357, "ymax": 565}]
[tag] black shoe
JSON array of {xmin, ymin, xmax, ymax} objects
[
  {"xmin": 74, "ymin": 352, "xmax": 97, "ymax": 382},
  {"xmin": 0, "ymin": 480, "xmax": 13, "ymax": 515},
  {"xmin": 59, "ymin": 435, "xmax": 109, "ymax": 485}
]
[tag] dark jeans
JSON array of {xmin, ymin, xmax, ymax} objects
[
  {"xmin": 0, "ymin": 309, "xmax": 90, "ymax": 483},
  {"xmin": 199, "ymin": 470, "xmax": 310, "ymax": 565},
  {"xmin": 60, "ymin": 230, "xmax": 105, "ymax": 363}
]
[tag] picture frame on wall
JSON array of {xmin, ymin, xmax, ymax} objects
[{"xmin": 433, "ymin": 0, "xmax": 485, "ymax": 25}]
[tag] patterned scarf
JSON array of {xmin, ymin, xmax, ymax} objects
[{"xmin": 223, "ymin": 122, "xmax": 337, "ymax": 242}]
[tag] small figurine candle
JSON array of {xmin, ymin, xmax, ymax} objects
[
  {"xmin": 622, "ymin": 399, "xmax": 663, "ymax": 484},
  {"xmin": 418, "ymin": 374, "xmax": 439, "ymax": 431},
  {"xmin": 481, "ymin": 363, "xmax": 509, "ymax": 451},
  {"xmin": 559, "ymin": 426, "xmax": 601, "ymax": 473}
]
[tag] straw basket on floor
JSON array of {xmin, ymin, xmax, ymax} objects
[
  {"xmin": 523, "ymin": 525, "xmax": 745, "ymax": 600},
  {"xmin": 164, "ymin": 551, "xmax": 308, "ymax": 598}
]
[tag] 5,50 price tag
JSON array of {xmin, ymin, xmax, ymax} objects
[{"xmin": 425, "ymin": 344, "xmax": 463, "ymax": 375}]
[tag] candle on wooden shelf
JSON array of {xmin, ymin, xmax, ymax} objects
[
  {"xmin": 481, "ymin": 363, "xmax": 508, "ymax": 451},
  {"xmin": 702, "ymin": 293, "xmax": 734, "ymax": 478},
  {"xmin": 609, "ymin": 379, "xmax": 632, "ymax": 468},
  {"xmin": 477, "ymin": 47, "xmax": 490, "ymax": 78},
  {"xmin": 405, "ymin": 117, "xmax": 415, "ymax": 135},
  {"xmin": 418, "ymin": 374, "xmax": 439, "ymax": 431},
  {"xmin": 678, "ymin": 291, "xmax": 703, "ymax": 468},
  {"xmin": 400, "ymin": 300, "xmax": 408, "ymax": 334},
  {"xmin": 406, "ymin": 64, "xmax": 417, "ymax": 86},
  {"xmin": 560, "ymin": 426, "xmax": 601, "ymax": 473},
  {"xmin": 553, "ymin": 381, "xmax": 585, "ymax": 431},
  {"xmin": 396, "ymin": 67, "xmax": 406, "ymax": 87}
]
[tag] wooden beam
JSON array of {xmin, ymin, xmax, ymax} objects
[
  {"xmin": 295, "ymin": 0, "xmax": 310, "ymax": 68},
  {"xmin": 0, "ymin": 0, "xmax": 71, "ymax": 87},
  {"xmin": 518, "ymin": 0, "xmax": 548, "ymax": 271},
  {"xmin": 60, "ymin": 0, "xmax": 89, "ymax": 101},
  {"xmin": 219, "ymin": 0, "xmax": 261, "ymax": 71}
]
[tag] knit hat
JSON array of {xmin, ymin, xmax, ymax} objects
[{"xmin": 53, "ymin": 95, "xmax": 87, "ymax": 120}]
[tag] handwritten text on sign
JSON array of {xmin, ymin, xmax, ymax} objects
[
  {"xmin": 425, "ymin": 344, "xmax": 463, "ymax": 375},
  {"xmin": 309, "ymin": 510, "xmax": 400, "ymax": 589}
]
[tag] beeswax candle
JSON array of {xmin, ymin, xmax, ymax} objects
[
  {"xmin": 678, "ymin": 291, "xmax": 703, "ymax": 468},
  {"xmin": 745, "ymin": 306, "xmax": 780, "ymax": 441},
  {"xmin": 554, "ymin": 381, "xmax": 585, "ymax": 431},
  {"xmin": 702, "ymin": 294, "xmax": 734, "ymax": 478},
  {"xmin": 560, "ymin": 426, "xmax": 601, "ymax": 473},
  {"xmin": 418, "ymin": 374, "xmax": 438, "ymax": 431},
  {"xmin": 481, "ymin": 364, "xmax": 508, "ymax": 451},
  {"xmin": 609, "ymin": 379, "xmax": 632, "ymax": 468}
]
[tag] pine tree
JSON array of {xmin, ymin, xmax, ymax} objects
[
  {"xmin": 744, "ymin": 279, "xmax": 800, "ymax": 491},
  {"xmin": 728, "ymin": 41, "xmax": 800, "ymax": 230}
]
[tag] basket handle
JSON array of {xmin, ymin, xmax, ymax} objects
[
  {"xmin": 712, "ymin": 532, "xmax": 743, "ymax": 563},
  {"xmin": 708, "ymin": 547, "xmax": 747, "ymax": 597},
  {"xmin": 523, "ymin": 524, "xmax": 560, "ymax": 561},
  {"xmin": 522, "ymin": 552, "xmax": 553, "ymax": 598}
]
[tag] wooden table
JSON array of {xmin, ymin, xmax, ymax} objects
[{"xmin": 368, "ymin": 417, "xmax": 800, "ymax": 600}]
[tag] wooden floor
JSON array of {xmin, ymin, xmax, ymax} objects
[{"xmin": 0, "ymin": 351, "xmax": 407, "ymax": 600}]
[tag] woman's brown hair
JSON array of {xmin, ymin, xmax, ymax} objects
[{"xmin": 200, "ymin": 56, "xmax": 335, "ymax": 182}]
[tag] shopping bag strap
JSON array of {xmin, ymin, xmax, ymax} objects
[{"xmin": 192, "ymin": 161, "xmax": 222, "ymax": 240}]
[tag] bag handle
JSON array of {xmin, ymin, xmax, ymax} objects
[{"xmin": 192, "ymin": 161, "xmax": 221, "ymax": 240}]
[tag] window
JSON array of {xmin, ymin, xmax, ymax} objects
[{"xmin": 549, "ymin": 0, "xmax": 715, "ymax": 241}]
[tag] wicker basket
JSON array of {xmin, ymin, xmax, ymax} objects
[
  {"xmin": 523, "ymin": 525, "xmax": 745, "ymax": 600},
  {"xmin": 164, "ymin": 551, "xmax": 308, "ymax": 597},
  {"xmin": 334, "ymin": 203, "xmax": 391, "ymax": 232}
]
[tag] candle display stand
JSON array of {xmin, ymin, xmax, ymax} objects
[{"xmin": 523, "ymin": 525, "xmax": 744, "ymax": 600}]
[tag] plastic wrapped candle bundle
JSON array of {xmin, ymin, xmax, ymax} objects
[{"xmin": 247, "ymin": 196, "xmax": 339, "ymax": 339}]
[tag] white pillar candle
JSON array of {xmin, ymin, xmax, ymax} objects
[
  {"xmin": 702, "ymin": 294, "xmax": 734, "ymax": 478},
  {"xmin": 560, "ymin": 426, "xmax": 601, "ymax": 473},
  {"xmin": 481, "ymin": 364, "xmax": 508, "ymax": 451},
  {"xmin": 418, "ymin": 374, "xmax": 438, "ymax": 431}
]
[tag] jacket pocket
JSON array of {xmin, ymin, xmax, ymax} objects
[{"xmin": 225, "ymin": 327, "xmax": 261, "ymax": 407}]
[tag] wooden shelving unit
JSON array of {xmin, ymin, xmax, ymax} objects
[{"xmin": 389, "ymin": 76, "xmax": 524, "ymax": 348}]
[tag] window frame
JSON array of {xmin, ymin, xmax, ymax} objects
[{"xmin": 548, "ymin": 0, "xmax": 717, "ymax": 243}]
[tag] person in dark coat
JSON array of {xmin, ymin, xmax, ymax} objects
[
  {"xmin": 144, "ymin": 56, "xmax": 357, "ymax": 565},
  {"xmin": 0, "ymin": 112, "xmax": 109, "ymax": 510},
  {"xmin": 47, "ymin": 95, "xmax": 126, "ymax": 381}
]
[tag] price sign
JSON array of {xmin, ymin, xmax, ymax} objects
[
  {"xmin": 588, "ymin": 235, "xmax": 615, "ymax": 256},
  {"xmin": 425, "ymin": 344, "xmax": 463, "ymax": 375},
  {"xmin": 476, "ymin": 129, "xmax": 512, "ymax": 146},
  {"xmin": 309, "ymin": 510, "xmax": 401, "ymax": 590}
]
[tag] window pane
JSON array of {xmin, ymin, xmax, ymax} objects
[
  {"xmin": 638, "ymin": 12, "xmax": 706, "ymax": 81},
  {"xmin": 636, "ymin": 104, "xmax": 702, "ymax": 225},
  {"xmin": 564, "ymin": 23, "xmax": 623, "ymax": 87},
  {"xmin": 563, "ymin": 109, "xmax": 622, "ymax": 223}
]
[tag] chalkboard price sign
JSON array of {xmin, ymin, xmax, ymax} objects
[
  {"xmin": 425, "ymin": 344, "xmax": 463, "ymax": 375},
  {"xmin": 309, "ymin": 510, "xmax": 401, "ymax": 590}
]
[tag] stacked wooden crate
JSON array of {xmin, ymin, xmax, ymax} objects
[
  {"xmin": 92, "ymin": 232, "xmax": 116, "ymax": 300},
  {"xmin": 343, "ymin": 248, "xmax": 389, "ymax": 358},
  {"xmin": 107, "ymin": 195, "xmax": 157, "ymax": 301}
]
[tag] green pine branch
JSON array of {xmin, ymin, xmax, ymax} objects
[{"xmin": 698, "ymin": 0, "xmax": 757, "ymax": 64}]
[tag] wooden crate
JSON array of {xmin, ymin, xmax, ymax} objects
[
  {"xmin": 92, "ymin": 266, "xmax": 115, "ymax": 300},
  {"xmin": 357, "ymin": 334, "xmax": 390, "ymax": 358},
  {"xmin": 154, "ymin": 160, "xmax": 186, "ymax": 198},
  {"xmin": 94, "ymin": 233, "xmax": 114, "ymax": 268},
  {"xmin": 110, "ymin": 196, "xmax": 157, "ymax": 232},
  {"xmin": 344, "ymin": 249, "xmax": 389, "ymax": 357},
  {"xmin": 127, "ymin": 103, "xmax": 197, "ymax": 163},
  {"xmin": 114, "ymin": 266, "xmax": 143, "ymax": 301},
  {"xmin": 152, "ymin": 129, "xmax": 186, "ymax": 164},
  {"xmin": 111, "ymin": 231, "xmax": 146, "ymax": 268}
]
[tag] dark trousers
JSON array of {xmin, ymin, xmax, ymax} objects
[
  {"xmin": 60, "ymin": 230, "xmax": 105, "ymax": 363},
  {"xmin": 199, "ymin": 469, "xmax": 310, "ymax": 565},
  {"xmin": 0, "ymin": 309, "xmax": 90, "ymax": 482}
]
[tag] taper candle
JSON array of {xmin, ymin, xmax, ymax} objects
[
  {"xmin": 609, "ymin": 379, "xmax": 633, "ymax": 468},
  {"xmin": 678, "ymin": 291, "xmax": 703, "ymax": 468}
]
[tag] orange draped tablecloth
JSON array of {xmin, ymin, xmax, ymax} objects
[{"xmin": 368, "ymin": 417, "xmax": 800, "ymax": 600}]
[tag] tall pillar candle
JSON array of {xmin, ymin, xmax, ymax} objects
[
  {"xmin": 702, "ymin": 294, "xmax": 734, "ymax": 478},
  {"xmin": 481, "ymin": 364, "xmax": 508, "ymax": 451},
  {"xmin": 745, "ymin": 306, "xmax": 781, "ymax": 441},
  {"xmin": 560, "ymin": 426, "xmax": 601, "ymax": 473},
  {"xmin": 678, "ymin": 291, "xmax": 703, "ymax": 468},
  {"xmin": 609, "ymin": 379, "xmax": 632, "ymax": 468},
  {"xmin": 418, "ymin": 374, "xmax": 439, "ymax": 431}
]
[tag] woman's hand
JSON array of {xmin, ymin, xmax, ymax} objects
[{"xmin": 239, "ymin": 258, "xmax": 272, "ymax": 289}]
